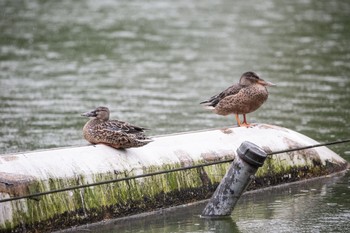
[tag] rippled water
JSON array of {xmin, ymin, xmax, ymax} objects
[
  {"xmin": 1, "ymin": 0, "xmax": 349, "ymax": 155},
  {"xmin": 1, "ymin": 0, "xmax": 350, "ymax": 232}
]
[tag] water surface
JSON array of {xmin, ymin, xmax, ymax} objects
[{"xmin": 1, "ymin": 0, "xmax": 349, "ymax": 155}]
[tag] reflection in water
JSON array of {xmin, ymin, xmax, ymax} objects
[
  {"xmin": 68, "ymin": 203, "xmax": 241, "ymax": 233},
  {"xmin": 234, "ymin": 171, "xmax": 350, "ymax": 232},
  {"xmin": 202, "ymin": 218, "xmax": 241, "ymax": 233}
]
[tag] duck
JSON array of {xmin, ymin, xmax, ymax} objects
[
  {"xmin": 82, "ymin": 106, "xmax": 152, "ymax": 149},
  {"xmin": 200, "ymin": 71, "xmax": 275, "ymax": 127}
]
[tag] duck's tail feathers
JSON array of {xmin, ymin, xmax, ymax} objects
[
  {"xmin": 137, "ymin": 137, "xmax": 153, "ymax": 143},
  {"xmin": 135, "ymin": 138, "xmax": 153, "ymax": 147},
  {"xmin": 200, "ymin": 95, "xmax": 220, "ymax": 108},
  {"xmin": 200, "ymin": 100, "xmax": 215, "ymax": 110}
]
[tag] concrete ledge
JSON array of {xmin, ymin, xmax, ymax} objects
[{"xmin": 0, "ymin": 124, "xmax": 348, "ymax": 232}]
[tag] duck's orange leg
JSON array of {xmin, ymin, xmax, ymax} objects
[
  {"xmin": 240, "ymin": 114, "xmax": 252, "ymax": 128},
  {"xmin": 243, "ymin": 114, "xmax": 248, "ymax": 124},
  {"xmin": 235, "ymin": 114, "xmax": 242, "ymax": 127}
]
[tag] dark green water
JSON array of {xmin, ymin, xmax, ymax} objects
[{"xmin": 1, "ymin": 0, "xmax": 349, "ymax": 232}]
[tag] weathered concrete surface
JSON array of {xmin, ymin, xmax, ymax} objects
[{"xmin": 0, "ymin": 124, "xmax": 348, "ymax": 232}]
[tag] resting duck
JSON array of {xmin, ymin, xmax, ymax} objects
[
  {"xmin": 82, "ymin": 106, "xmax": 152, "ymax": 149},
  {"xmin": 200, "ymin": 71, "xmax": 275, "ymax": 127}
]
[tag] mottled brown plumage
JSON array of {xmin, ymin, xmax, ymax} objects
[
  {"xmin": 200, "ymin": 71, "xmax": 275, "ymax": 127},
  {"xmin": 82, "ymin": 106, "xmax": 152, "ymax": 149}
]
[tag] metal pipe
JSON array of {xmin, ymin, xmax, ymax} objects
[{"xmin": 201, "ymin": 141, "xmax": 267, "ymax": 217}]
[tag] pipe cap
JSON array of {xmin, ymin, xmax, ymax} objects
[{"xmin": 237, "ymin": 141, "xmax": 267, "ymax": 167}]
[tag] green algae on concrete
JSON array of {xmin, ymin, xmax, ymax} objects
[
  {"xmin": 3, "ymin": 158, "xmax": 347, "ymax": 232},
  {"xmin": 1, "ymin": 161, "xmax": 226, "ymax": 232}
]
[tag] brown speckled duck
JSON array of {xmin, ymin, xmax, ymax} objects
[
  {"xmin": 82, "ymin": 106, "xmax": 152, "ymax": 149},
  {"xmin": 200, "ymin": 71, "xmax": 275, "ymax": 127}
]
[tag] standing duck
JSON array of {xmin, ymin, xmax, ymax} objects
[
  {"xmin": 82, "ymin": 106, "xmax": 152, "ymax": 149},
  {"xmin": 200, "ymin": 71, "xmax": 275, "ymax": 127}
]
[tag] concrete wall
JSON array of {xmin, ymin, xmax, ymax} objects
[{"xmin": 0, "ymin": 124, "xmax": 348, "ymax": 232}]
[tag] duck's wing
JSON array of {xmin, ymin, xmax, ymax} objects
[
  {"xmin": 200, "ymin": 83, "xmax": 243, "ymax": 107},
  {"xmin": 106, "ymin": 120, "xmax": 148, "ymax": 134}
]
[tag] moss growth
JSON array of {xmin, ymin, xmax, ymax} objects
[{"xmin": 1, "ymin": 157, "xmax": 347, "ymax": 233}]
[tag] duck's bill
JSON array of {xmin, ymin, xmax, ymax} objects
[
  {"xmin": 258, "ymin": 80, "xmax": 276, "ymax": 86},
  {"xmin": 81, "ymin": 111, "xmax": 97, "ymax": 117}
]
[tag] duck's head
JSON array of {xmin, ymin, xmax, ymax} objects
[
  {"xmin": 239, "ymin": 71, "xmax": 275, "ymax": 87},
  {"xmin": 82, "ymin": 106, "xmax": 110, "ymax": 121}
]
